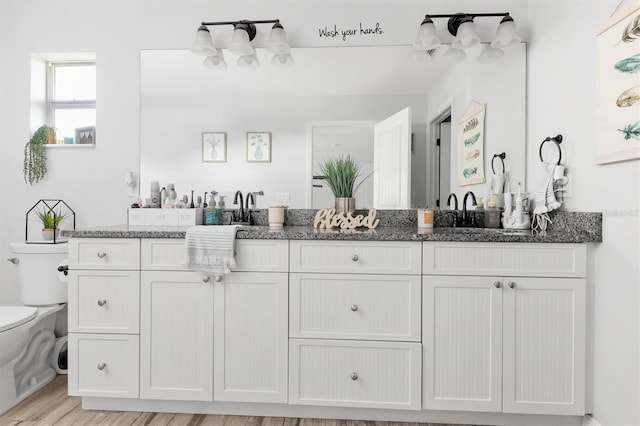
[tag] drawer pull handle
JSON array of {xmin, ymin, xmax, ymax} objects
[
  {"xmin": 97, "ymin": 362, "xmax": 106, "ymax": 371},
  {"xmin": 493, "ymin": 281, "xmax": 502, "ymax": 289},
  {"xmin": 350, "ymin": 372, "xmax": 358, "ymax": 381},
  {"xmin": 215, "ymin": 276, "xmax": 222, "ymax": 283},
  {"xmin": 351, "ymin": 254, "xmax": 359, "ymax": 262},
  {"xmin": 97, "ymin": 251, "xmax": 107, "ymax": 259},
  {"xmin": 97, "ymin": 299, "xmax": 107, "ymax": 307},
  {"xmin": 350, "ymin": 304, "xmax": 359, "ymax": 312},
  {"xmin": 202, "ymin": 276, "xmax": 210, "ymax": 283},
  {"xmin": 508, "ymin": 281, "xmax": 517, "ymax": 289}
]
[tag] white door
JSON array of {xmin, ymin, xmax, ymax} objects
[
  {"xmin": 140, "ymin": 271, "xmax": 214, "ymax": 401},
  {"xmin": 213, "ymin": 272, "xmax": 288, "ymax": 403},
  {"xmin": 502, "ymin": 277, "xmax": 586, "ymax": 415},
  {"xmin": 373, "ymin": 107, "xmax": 412, "ymax": 209},
  {"xmin": 423, "ymin": 275, "xmax": 503, "ymax": 412}
]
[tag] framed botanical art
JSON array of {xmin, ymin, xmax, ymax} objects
[
  {"xmin": 202, "ymin": 132, "xmax": 227, "ymax": 163},
  {"xmin": 595, "ymin": 4, "xmax": 640, "ymax": 164},
  {"xmin": 246, "ymin": 131, "xmax": 271, "ymax": 162},
  {"xmin": 457, "ymin": 104, "xmax": 486, "ymax": 186}
]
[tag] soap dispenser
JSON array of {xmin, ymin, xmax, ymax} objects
[{"xmin": 204, "ymin": 192, "xmax": 219, "ymax": 225}]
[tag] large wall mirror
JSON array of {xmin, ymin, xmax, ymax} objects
[{"xmin": 140, "ymin": 44, "xmax": 526, "ymax": 209}]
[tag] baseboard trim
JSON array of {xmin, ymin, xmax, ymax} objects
[{"xmin": 583, "ymin": 414, "xmax": 603, "ymax": 426}]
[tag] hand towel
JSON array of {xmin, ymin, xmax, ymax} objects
[{"xmin": 183, "ymin": 225, "xmax": 240, "ymax": 276}]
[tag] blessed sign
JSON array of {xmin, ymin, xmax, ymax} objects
[{"xmin": 313, "ymin": 208, "xmax": 380, "ymax": 230}]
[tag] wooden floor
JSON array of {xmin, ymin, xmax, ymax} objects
[{"xmin": 0, "ymin": 375, "xmax": 477, "ymax": 426}]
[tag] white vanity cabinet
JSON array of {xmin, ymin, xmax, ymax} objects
[
  {"xmin": 288, "ymin": 240, "xmax": 423, "ymax": 410},
  {"xmin": 139, "ymin": 239, "xmax": 289, "ymax": 403},
  {"xmin": 67, "ymin": 238, "xmax": 141, "ymax": 398},
  {"xmin": 422, "ymin": 242, "xmax": 586, "ymax": 416}
]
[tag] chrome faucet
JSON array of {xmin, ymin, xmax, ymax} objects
[
  {"xmin": 461, "ymin": 191, "xmax": 477, "ymax": 226},
  {"xmin": 446, "ymin": 193, "xmax": 460, "ymax": 227},
  {"xmin": 233, "ymin": 191, "xmax": 245, "ymax": 223}
]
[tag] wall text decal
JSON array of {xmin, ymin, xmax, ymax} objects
[{"xmin": 318, "ymin": 23, "xmax": 384, "ymax": 42}]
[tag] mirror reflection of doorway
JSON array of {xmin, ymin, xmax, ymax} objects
[{"xmin": 436, "ymin": 113, "xmax": 452, "ymax": 209}]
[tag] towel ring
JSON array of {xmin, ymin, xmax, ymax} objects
[
  {"xmin": 491, "ymin": 152, "xmax": 506, "ymax": 174},
  {"xmin": 539, "ymin": 134, "xmax": 563, "ymax": 165}
]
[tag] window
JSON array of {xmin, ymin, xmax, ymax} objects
[{"xmin": 46, "ymin": 61, "xmax": 96, "ymax": 144}]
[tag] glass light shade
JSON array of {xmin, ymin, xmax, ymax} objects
[
  {"xmin": 477, "ymin": 44, "xmax": 505, "ymax": 64},
  {"xmin": 203, "ymin": 50, "xmax": 227, "ymax": 70},
  {"xmin": 229, "ymin": 26, "xmax": 254, "ymax": 56},
  {"xmin": 191, "ymin": 25, "xmax": 218, "ymax": 56},
  {"xmin": 266, "ymin": 23, "xmax": 291, "ymax": 54},
  {"xmin": 271, "ymin": 53, "xmax": 294, "ymax": 67},
  {"xmin": 413, "ymin": 17, "xmax": 441, "ymax": 51},
  {"xmin": 491, "ymin": 17, "xmax": 521, "ymax": 49},
  {"xmin": 451, "ymin": 20, "xmax": 480, "ymax": 50},
  {"xmin": 237, "ymin": 53, "xmax": 260, "ymax": 69},
  {"xmin": 444, "ymin": 46, "xmax": 467, "ymax": 64}
]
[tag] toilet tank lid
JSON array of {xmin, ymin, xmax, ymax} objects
[
  {"xmin": 0, "ymin": 306, "xmax": 37, "ymax": 333},
  {"xmin": 9, "ymin": 242, "xmax": 68, "ymax": 254}
]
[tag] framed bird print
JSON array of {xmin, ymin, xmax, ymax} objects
[{"xmin": 595, "ymin": 4, "xmax": 640, "ymax": 164}]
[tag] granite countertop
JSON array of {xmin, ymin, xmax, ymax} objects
[
  {"xmin": 61, "ymin": 209, "xmax": 602, "ymax": 243},
  {"xmin": 61, "ymin": 223, "xmax": 601, "ymax": 244}
]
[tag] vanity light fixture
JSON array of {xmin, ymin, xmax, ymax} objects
[
  {"xmin": 414, "ymin": 12, "xmax": 521, "ymax": 64},
  {"xmin": 191, "ymin": 19, "xmax": 293, "ymax": 70}
]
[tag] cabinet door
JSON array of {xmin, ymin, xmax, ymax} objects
[
  {"xmin": 213, "ymin": 272, "xmax": 288, "ymax": 403},
  {"xmin": 502, "ymin": 277, "xmax": 586, "ymax": 415},
  {"xmin": 423, "ymin": 275, "xmax": 503, "ymax": 412},
  {"xmin": 140, "ymin": 271, "xmax": 214, "ymax": 401}
]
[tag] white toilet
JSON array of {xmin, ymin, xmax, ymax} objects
[{"xmin": 0, "ymin": 243, "xmax": 68, "ymax": 415}]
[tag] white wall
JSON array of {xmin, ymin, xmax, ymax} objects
[
  {"xmin": 0, "ymin": 1, "xmax": 637, "ymax": 425},
  {"xmin": 527, "ymin": 1, "xmax": 640, "ymax": 425}
]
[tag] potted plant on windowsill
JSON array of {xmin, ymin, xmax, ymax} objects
[
  {"xmin": 37, "ymin": 209, "xmax": 67, "ymax": 241},
  {"xmin": 319, "ymin": 154, "xmax": 370, "ymax": 214}
]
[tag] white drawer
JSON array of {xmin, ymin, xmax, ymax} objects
[
  {"xmin": 290, "ymin": 273, "xmax": 421, "ymax": 341},
  {"xmin": 290, "ymin": 241, "xmax": 421, "ymax": 275},
  {"xmin": 141, "ymin": 238, "xmax": 288, "ymax": 272},
  {"xmin": 69, "ymin": 238, "xmax": 140, "ymax": 270},
  {"xmin": 422, "ymin": 242, "xmax": 587, "ymax": 277},
  {"xmin": 68, "ymin": 270, "xmax": 140, "ymax": 333},
  {"xmin": 289, "ymin": 339, "xmax": 421, "ymax": 410},
  {"xmin": 68, "ymin": 333, "xmax": 139, "ymax": 398}
]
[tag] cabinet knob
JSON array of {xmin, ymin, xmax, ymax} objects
[
  {"xmin": 97, "ymin": 251, "xmax": 107, "ymax": 259},
  {"xmin": 493, "ymin": 281, "xmax": 502, "ymax": 289},
  {"xmin": 351, "ymin": 254, "xmax": 359, "ymax": 262},
  {"xmin": 508, "ymin": 281, "xmax": 516, "ymax": 289},
  {"xmin": 350, "ymin": 372, "xmax": 359, "ymax": 381},
  {"xmin": 350, "ymin": 304, "xmax": 359, "ymax": 312},
  {"xmin": 97, "ymin": 299, "xmax": 107, "ymax": 307},
  {"xmin": 215, "ymin": 275, "xmax": 222, "ymax": 283},
  {"xmin": 97, "ymin": 362, "xmax": 106, "ymax": 371},
  {"xmin": 202, "ymin": 276, "xmax": 210, "ymax": 283}
]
